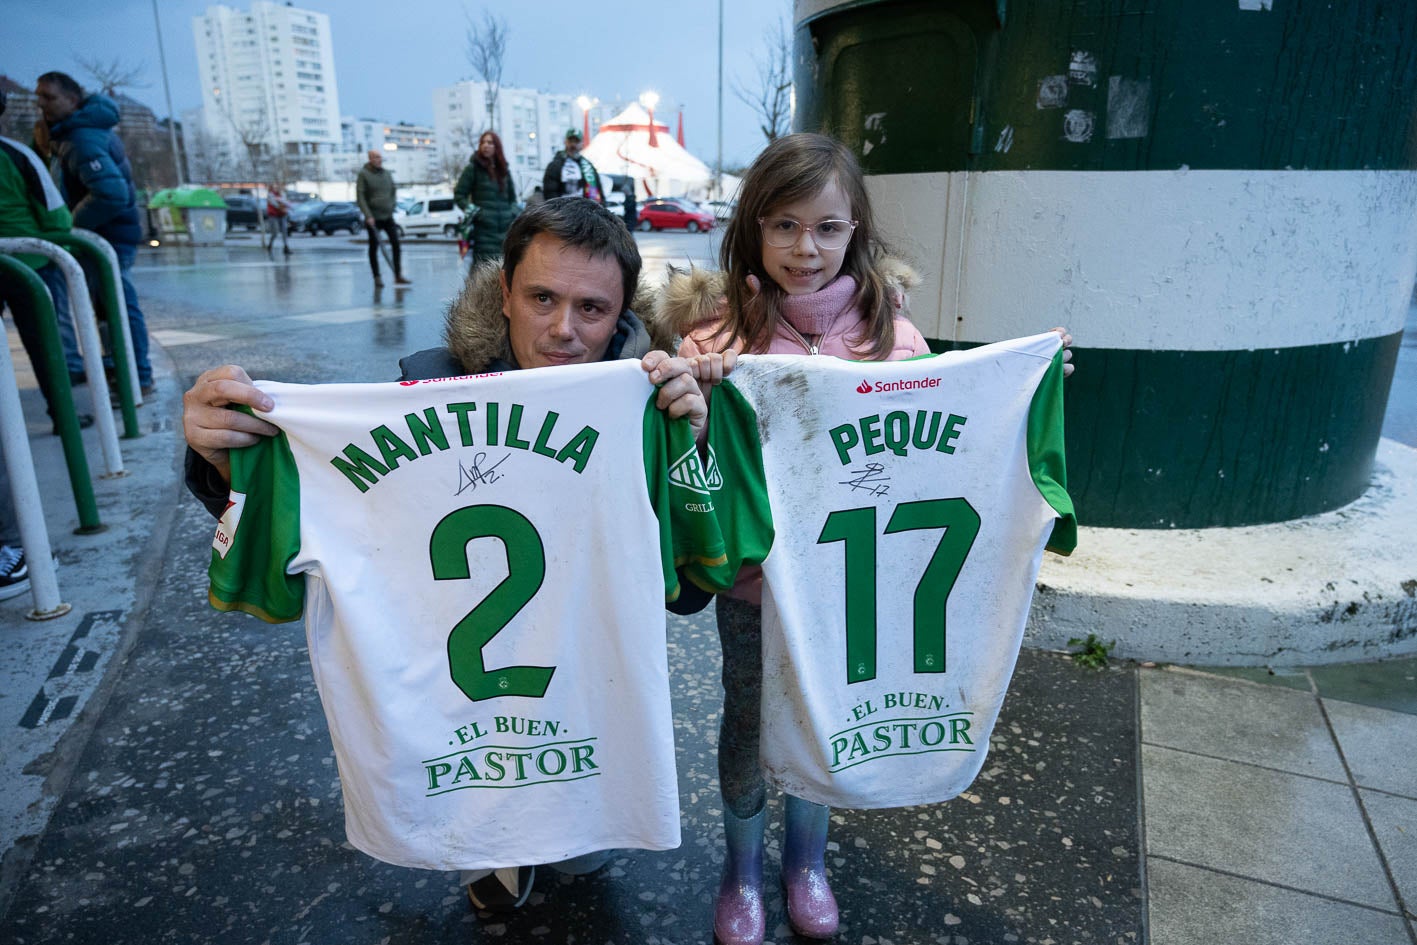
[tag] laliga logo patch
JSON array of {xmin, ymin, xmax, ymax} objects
[
  {"xmin": 856, "ymin": 380, "xmax": 873, "ymax": 394},
  {"xmin": 212, "ymin": 492, "xmax": 247, "ymax": 559}
]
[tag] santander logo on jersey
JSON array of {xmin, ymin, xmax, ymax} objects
[
  {"xmin": 399, "ymin": 373, "xmax": 504, "ymax": 387},
  {"xmin": 856, "ymin": 376, "xmax": 941, "ymax": 394}
]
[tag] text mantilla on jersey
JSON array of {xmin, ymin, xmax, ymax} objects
[
  {"xmin": 828, "ymin": 410, "xmax": 968, "ymax": 466},
  {"xmin": 329, "ymin": 401, "xmax": 600, "ymax": 493}
]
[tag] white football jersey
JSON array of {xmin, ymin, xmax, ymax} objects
[
  {"xmin": 208, "ymin": 360, "xmax": 724, "ymax": 869},
  {"xmin": 702, "ymin": 333, "xmax": 1076, "ymax": 809}
]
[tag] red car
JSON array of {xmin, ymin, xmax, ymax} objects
[{"xmin": 636, "ymin": 198, "xmax": 715, "ymax": 233}]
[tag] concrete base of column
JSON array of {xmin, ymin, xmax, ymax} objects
[{"xmin": 1025, "ymin": 438, "xmax": 1417, "ymax": 667}]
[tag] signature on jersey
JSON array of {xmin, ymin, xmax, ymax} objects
[
  {"xmin": 841, "ymin": 462, "xmax": 890, "ymax": 497},
  {"xmin": 456, "ymin": 451, "xmax": 511, "ymax": 495}
]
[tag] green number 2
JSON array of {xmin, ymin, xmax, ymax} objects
[
  {"xmin": 429, "ymin": 505, "xmax": 553, "ymax": 702},
  {"xmin": 817, "ymin": 498, "xmax": 981, "ymax": 684}
]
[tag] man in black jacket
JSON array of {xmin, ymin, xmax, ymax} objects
[{"xmin": 540, "ymin": 129, "xmax": 604, "ymax": 204}]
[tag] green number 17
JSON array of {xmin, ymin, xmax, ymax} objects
[{"xmin": 816, "ymin": 498, "xmax": 981, "ymax": 684}]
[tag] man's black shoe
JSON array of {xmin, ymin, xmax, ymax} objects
[
  {"xmin": 467, "ymin": 865, "xmax": 535, "ymax": 913},
  {"xmin": 51, "ymin": 414, "xmax": 95, "ymax": 436}
]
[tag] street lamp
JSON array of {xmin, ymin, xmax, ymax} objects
[
  {"xmin": 640, "ymin": 90, "xmax": 660, "ymax": 148},
  {"xmin": 576, "ymin": 95, "xmax": 597, "ymax": 142}
]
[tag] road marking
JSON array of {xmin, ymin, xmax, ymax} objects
[{"xmin": 19, "ymin": 610, "xmax": 124, "ymax": 729}]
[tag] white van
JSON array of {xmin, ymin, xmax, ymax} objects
[{"xmin": 394, "ymin": 194, "xmax": 462, "ymax": 238}]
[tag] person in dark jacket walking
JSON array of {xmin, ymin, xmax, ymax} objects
[
  {"xmin": 621, "ymin": 177, "xmax": 638, "ymax": 231},
  {"xmin": 541, "ymin": 129, "xmax": 604, "ymax": 204},
  {"xmin": 34, "ymin": 71, "xmax": 154, "ymax": 395},
  {"xmin": 355, "ymin": 149, "xmax": 409, "ymax": 287},
  {"xmin": 453, "ymin": 130, "xmax": 519, "ymax": 265}
]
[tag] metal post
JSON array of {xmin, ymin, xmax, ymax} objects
[
  {"xmin": 0, "ymin": 254, "xmax": 102, "ymax": 532},
  {"xmin": 67, "ymin": 229, "xmax": 143, "ymax": 413},
  {"xmin": 716, "ymin": 0, "xmax": 724, "ymax": 200},
  {"xmin": 0, "ymin": 239, "xmax": 125, "ymax": 477},
  {"xmin": 0, "ymin": 320, "xmax": 71, "ymax": 620},
  {"xmin": 152, "ymin": 0, "xmax": 185, "ymax": 185}
]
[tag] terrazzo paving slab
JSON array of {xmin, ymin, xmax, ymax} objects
[
  {"xmin": 1147, "ymin": 857, "xmax": 1411, "ymax": 945},
  {"xmin": 0, "ymin": 500, "xmax": 1143, "ymax": 944},
  {"xmin": 1141, "ymin": 745, "xmax": 1397, "ymax": 910},
  {"xmin": 1324, "ymin": 699, "xmax": 1417, "ymax": 798},
  {"xmin": 1140, "ymin": 669, "xmax": 1346, "ymax": 780},
  {"xmin": 1360, "ymin": 789, "xmax": 1417, "ymax": 913}
]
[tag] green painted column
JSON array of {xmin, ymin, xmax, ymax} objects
[{"xmin": 794, "ymin": 0, "xmax": 1417, "ymax": 527}]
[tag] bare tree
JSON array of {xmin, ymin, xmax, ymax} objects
[
  {"xmin": 734, "ymin": 17, "xmax": 793, "ymax": 144},
  {"xmin": 75, "ymin": 55, "xmax": 148, "ymax": 98},
  {"xmin": 464, "ymin": 9, "xmax": 509, "ymax": 129}
]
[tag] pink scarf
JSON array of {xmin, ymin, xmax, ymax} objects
[{"xmin": 779, "ymin": 274, "xmax": 858, "ymax": 337}]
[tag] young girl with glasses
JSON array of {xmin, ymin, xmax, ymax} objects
[{"xmin": 670, "ymin": 132, "xmax": 931, "ymax": 945}]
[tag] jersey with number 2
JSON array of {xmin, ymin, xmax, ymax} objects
[
  {"xmin": 207, "ymin": 359, "xmax": 723, "ymax": 870},
  {"xmin": 702, "ymin": 333, "xmax": 1076, "ymax": 809}
]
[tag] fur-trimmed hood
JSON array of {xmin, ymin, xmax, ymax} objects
[
  {"xmin": 653, "ymin": 258, "xmax": 922, "ymax": 343},
  {"xmin": 437, "ymin": 259, "xmax": 675, "ymax": 373}
]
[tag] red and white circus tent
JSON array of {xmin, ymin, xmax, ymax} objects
[{"xmin": 582, "ymin": 103, "xmax": 714, "ymax": 199}]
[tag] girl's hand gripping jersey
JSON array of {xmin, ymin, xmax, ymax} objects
[
  {"xmin": 207, "ymin": 360, "xmax": 727, "ymax": 870},
  {"xmin": 699, "ymin": 333, "xmax": 1076, "ymax": 809}
]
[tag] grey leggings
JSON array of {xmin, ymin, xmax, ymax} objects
[{"xmin": 716, "ymin": 595, "xmax": 767, "ymax": 818}]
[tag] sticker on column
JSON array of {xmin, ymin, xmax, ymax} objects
[
  {"xmin": 1063, "ymin": 110, "xmax": 1095, "ymax": 143},
  {"xmin": 1107, "ymin": 77, "xmax": 1152, "ymax": 139},
  {"xmin": 1069, "ymin": 51, "xmax": 1098, "ymax": 87},
  {"xmin": 1036, "ymin": 75, "xmax": 1068, "ymax": 109}
]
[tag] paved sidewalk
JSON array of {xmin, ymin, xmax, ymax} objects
[{"xmin": 0, "ymin": 328, "xmax": 1414, "ymax": 943}]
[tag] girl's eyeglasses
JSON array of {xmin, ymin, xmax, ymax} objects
[{"xmin": 758, "ymin": 217, "xmax": 858, "ymax": 250}]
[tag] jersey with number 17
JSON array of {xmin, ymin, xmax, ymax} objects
[
  {"xmin": 206, "ymin": 359, "xmax": 726, "ymax": 870},
  {"xmin": 699, "ymin": 333, "xmax": 1076, "ymax": 810}
]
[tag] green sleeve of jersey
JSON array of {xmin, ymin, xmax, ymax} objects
[
  {"xmin": 641, "ymin": 397, "xmax": 729, "ymax": 603},
  {"xmin": 688, "ymin": 379, "xmax": 774, "ymax": 592},
  {"xmin": 208, "ymin": 426, "xmax": 305, "ymax": 622},
  {"xmin": 1027, "ymin": 350, "xmax": 1078, "ymax": 555}
]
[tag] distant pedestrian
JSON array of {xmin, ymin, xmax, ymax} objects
[
  {"xmin": 355, "ymin": 149, "xmax": 409, "ymax": 287},
  {"xmin": 454, "ymin": 130, "xmax": 518, "ymax": 265},
  {"xmin": 542, "ymin": 128, "xmax": 604, "ymax": 204},
  {"xmin": 264, "ymin": 183, "xmax": 291, "ymax": 255},
  {"xmin": 34, "ymin": 70, "xmax": 155, "ymax": 397},
  {"xmin": 621, "ymin": 177, "xmax": 638, "ymax": 231}
]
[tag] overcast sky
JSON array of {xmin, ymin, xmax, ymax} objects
[{"xmin": 3, "ymin": 0, "xmax": 792, "ymax": 168}]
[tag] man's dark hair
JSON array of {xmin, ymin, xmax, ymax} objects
[
  {"xmin": 502, "ymin": 197, "xmax": 641, "ymax": 315},
  {"xmin": 37, "ymin": 72, "xmax": 85, "ymax": 100}
]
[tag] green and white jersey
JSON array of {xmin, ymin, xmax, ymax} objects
[
  {"xmin": 701, "ymin": 333, "xmax": 1076, "ymax": 810},
  {"xmin": 208, "ymin": 359, "xmax": 725, "ymax": 870}
]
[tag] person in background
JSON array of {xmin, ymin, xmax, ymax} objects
[
  {"xmin": 264, "ymin": 183, "xmax": 291, "ymax": 256},
  {"xmin": 0, "ymin": 86, "xmax": 93, "ymax": 433},
  {"xmin": 453, "ymin": 130, "xmax": 518, "ymax": 266},
  {"xmin": 541, "ymin": 128, "xmax": 604, "ymax": 204},
  {"xmin": 34, "ymin": 70, "xmax": 154, "ymax": 397},
  {"xmin": 355, "ymin": 149, "xmax": 409, "ymax": 288},
  {"xmin": 621, "ymin": 177, "xmax": 638, "ymax": 231}
]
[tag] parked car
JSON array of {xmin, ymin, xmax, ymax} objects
[
  {"xmin": 703, "ymin": 199, "xmax": 737, "ymax": 222},
  {"xmin": 310, "ymin": 201, "xmax": 363, "ymax": 235},
  {"xmin": 637, "ymin": 197, "xmax": 716, "ymax": 233},
  {"xmin": 394, "ymin": 194, "xmax": 462, "ymax": 238},
  {"xmin": 222, "ymin": 194, "xmax": 261, "ymax": 232},
  {"xmin": 287, "ymin": 199, "xmax": 327, "ymax": 234}
]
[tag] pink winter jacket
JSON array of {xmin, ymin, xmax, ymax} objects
[{"xmin": 666, "ymin": 266, "xmax": 931, "ymax": 604}]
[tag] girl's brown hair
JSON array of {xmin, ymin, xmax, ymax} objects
[{"xmin": 718, "ymin": 133, "xmax": 896, "ymax": 359}]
